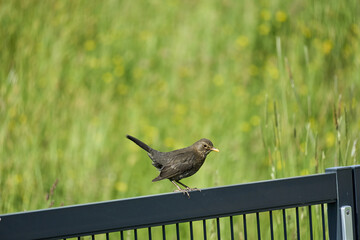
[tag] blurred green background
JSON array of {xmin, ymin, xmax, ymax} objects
[{"xmin": 1, "ymin": 0, "xmax": 359, "ymax": 214}]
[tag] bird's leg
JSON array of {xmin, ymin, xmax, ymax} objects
[
  {"xmin": 176, "ymin": 181, "xmax": 201, "ymax": 192},
  {"xmin": 171, "ymin": 180, "xmax": 190, "ymax": 198}
]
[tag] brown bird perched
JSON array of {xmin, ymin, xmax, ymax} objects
[{"xmin": 126, "ymin": 135, "xmax": 219, "ymax": 197}]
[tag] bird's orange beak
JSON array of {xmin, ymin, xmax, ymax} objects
[{"xmin": 211, "ymin": 147, "xmax": 220, "ymax": 152}]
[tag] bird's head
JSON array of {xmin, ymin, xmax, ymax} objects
[{"xmin": 194, "ymin": 138, "xmax": 219, "ymax": 156}]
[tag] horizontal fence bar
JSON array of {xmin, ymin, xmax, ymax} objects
[{"xmin": 0, "ymin": 173, "xmax": 337, "ymax": 240}]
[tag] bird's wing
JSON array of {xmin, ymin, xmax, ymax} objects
[
  {"xmin": 156, "ymin": 164, "xmax": 187, "ymax": 180},
  {"xmin": 155, "ymin": 152, "xmax": 197, "ymax": 180}
]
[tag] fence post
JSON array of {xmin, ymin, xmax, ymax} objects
[
  {"xmin": 351, "ymin": 165, "xmax": 360, "ymax": 240},
  {"xmin": 326, "ymin": 166, "xmax": 356, "ymax": 240}
]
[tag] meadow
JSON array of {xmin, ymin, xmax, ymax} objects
[{"xmin": 1, "ymin": 0, "xmax": 359, "ymax": 232}]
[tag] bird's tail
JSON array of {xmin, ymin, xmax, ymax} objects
[{"xmin": 126, "ymin": 135, "xmax": 152, "ymax": 153}]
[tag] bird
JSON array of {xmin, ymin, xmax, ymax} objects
[{"xmin": 126, "ymin": 135, "xmax": 219, "ymax": 197}]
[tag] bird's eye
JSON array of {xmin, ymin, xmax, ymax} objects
[{"xmin": 203, "ymin": 144, "xmax": 207, "ymax": 148}]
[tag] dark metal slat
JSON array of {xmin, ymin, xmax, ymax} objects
[
  {"xmin": 296, "ymin": 207, "xmax": 300, "ymax": 240},
  {"xmin": 269, "ymin": 211, "xmax": 274, "ymax": 240},
  {"xmin": 120, "ymin": 230, "xmax": 124, "ymax": 240},
  {"xmin": 326, "ymin": 166, "xmax": 357, "ymax": 239},
  {"xmin": 189, "ymin": 221, "xmax": 193, "ymax": 240},
  {"xmin": 282, "ymin": 209, "xmax": 287, "ymax": 240},
  {"xmin": 309, "ymin": 205, "xmax": 313, "ymax": 240},
  {"xmin": 203, "ymin": 219, "xmax": 207, "ymax": 240},
  {"xmin": 229, "ymin": 216, "xmax": 234, "ymax": 240},
  {"xmin": 162, "ymin": 225, "xmax": 166, "ymax": 240},
  {"xmin": 0, "ymin": 173, "xmax": 337, "ymax": 240},
  {"xmin": 176, "ymin": 223, "xmax": 180, "ymax": 240},
  {"xmin": 243, "ymin": 214, "xmax": 248, "ymax": 240},
  {"xmin": 216, "ymin": 218, "xmax": 221, "ymax": 240},
  {"xmin": 134, "ymin": 229, "xmax": 137, "ymax": 240},
  {"xmin": 256, "ymin": 212, "xmax": 261, "ymax": 240},
  {"xmin": 148, "ymin": 227, "xmax": 152, "ymax": 240}
]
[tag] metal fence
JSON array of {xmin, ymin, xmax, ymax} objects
[{"xmin": 1, "ymin": 165, "xmax": 359, "ymax": 240}]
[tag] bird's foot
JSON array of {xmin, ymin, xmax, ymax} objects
[
  {"xmin": 186, "ymin": 187, "xmax": 201, "ymax": 192},
  {"xmin": 174, "ymin": 189, "xmax": 190, "ymax": 198}
]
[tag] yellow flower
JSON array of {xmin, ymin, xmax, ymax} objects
[
  {"xmin": 299, "ymin": 142, "xmax": 306, "ymax": 153},
  {"xmin": 299, "ymin": 84, "xmax": 308, "ymax": 96},
  {"xmin": 240, "ymin": 122, "xmax": 251, "ymax": 132},
  {"xmin": 342, "ymin": 45, "xmax": 352, "ymax": 58},
  {"xmin": 322, "ymin": 40, "xmax": 333, "ymax": 55},
  {"xmin": 112, "ymin": 56, "xmax": 123, "ymax": 66},
  {"xmin": 114, "ymin": 65, "xmax": 124, "ymax": 77},
  {"xmin": 309, "ymin": 118, "xmax": 317, "ymax": 131},
  {"xmin": 326, "ymin": 132, "xmax": 335, "ymax": 147},
  {"xmin": 250, "ymin": 115, "xmax": 261, "ymax": 126},
  {"xmin": 175, "ymin": 104, "xmax": 187, "ymax": 116},
  {"xmin": 276, "ymin": 159, "xmax": 282, "ymax": 170},
  {"xmin": 249, "ymin": 65, "xmax": 259, "ymax": 76},
  {"xmin": 139, "ymin": 31, "xmax": 152, "ymax": 41},
  {"xmin": 144, "ymin": 125, "xmax": 158, "ymax": 140},
  {"xmin": 117, "ymin": 83, "xmax": 128, "ymax": 95},
  {"xmin": 267, "ymin": 66, "xmax": 279, "ymax": 80},
  {"xmin": 232, "ymin": 86, "xmax": 246, "ymax": 97},
  {"xmin": 20, "ymin": 114, "xmax": 27, "ymax": 124},
  {"xmin": 102, "ymin": 72, "xmax": 113, "ymax": 83},
  {"xmin": 252, "ymin": 94, "xmax": 264, "ymax": 106},
  {"xmin": 300, "ymin": 169, "xmax": 309, "ymax": 176},
  {"xmin": 351, "ymin": 23, "xmax": 359, "ymax": 36},
  {"xmin": 213, "ymin": 74, "xmax": 224, "ymax": 86},
  {"xmin": 15, "ymin": 174, "xmax": 23, "ymax": 184},
  {"xmin": 132, "ymin": 68, "xmax": 143, "ymax": 80},
  {"xmin": 8, "ymin": 107, "xmax": 17, "ymax": 118},
  {"xmin": 261, "ymin": 9, "xmax": 271, "ymax": 21},
  {"xmin": 115, "ymin": 182, "xmax": 128, "ymax": 192},
  {"xmin": 236, "ymin": 35, "xmax": 249, "ymax": 49},
  {"xmin": 276, "ymin": 11, "xmax": 287, "ymax": 23},
  {"xmin": 179, "ymin": 67, "xmax": 191, "ymax": 78},
  {"xmin": 301, "ymin": 26, "xmax": 311, "ymax": 38},
  {"xmin": 84, "ymin": 40, "xmax": 96, "ymax": 51},
  {"xmin": 164, "ymin": 137, "xmax": 176, "ymax": 148},
  {"xmin": 87, "ymin": 57, "xmax": 99, "ymax": 69},
  {"xmin": 258, "ymin": 24, "xmax": 270, "ymax": 35}
]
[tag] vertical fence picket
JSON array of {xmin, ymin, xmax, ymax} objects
[
  {"xmin": 189, "ymin": 221, "xmax": 194, "ymax": 240},
  {"xmin": 308, "ymin": 205, "xmax": 313, "ymax": 240},
  {"xmin": 176, "ymin": 223, "xmax": 180, "ymax": 240},
  {"xmin": 148, "ymin": 227, "xmax": 152, "ymax": 240},
  {"xmin": 269, "ymin": 211, "xmax": 274, "ymax": 240},
  {"xmin": 134, "ymin": 229, "xmax": 137, "ymax": 240},
  {"xmin": 243, "ymin": 214, "xmax": 248, "ymax": 240},
  {"xmin": 230, "ymin": 216, "xmax": 234, "ymax": 240},
  {"xmin": 203, "ymin": 219, "xmax": 207, "ymax": 240},
  {"xmin": 256, "ymin": 212, "xmax": 261, "ymax": 240},
  {"xmin": 162, "ymin": 225, "xmax": 166, "ymax": 240},
  {"xmin": 296, "ymin": 207, "xmax": 300, "ymax": 240},
  {"xmin": 282, "ymin": 209, "xmax": 287, "ymax": 240},
  {"xmin": 216, "ymin": 218, "xmax": 221, "ymax": 240}
]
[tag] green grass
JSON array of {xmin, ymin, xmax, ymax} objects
[{"xmin": 1, "ymin": 0, "xmax": 359, "ymax": 219}]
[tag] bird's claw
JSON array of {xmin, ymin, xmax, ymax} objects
[
  {"xmin": 186, "ymin": 187, "xmax": 201, "ymax": 192},
  {"xmin": 174, "ymin": 189, "xmax": 190, "ymax": 198}
]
